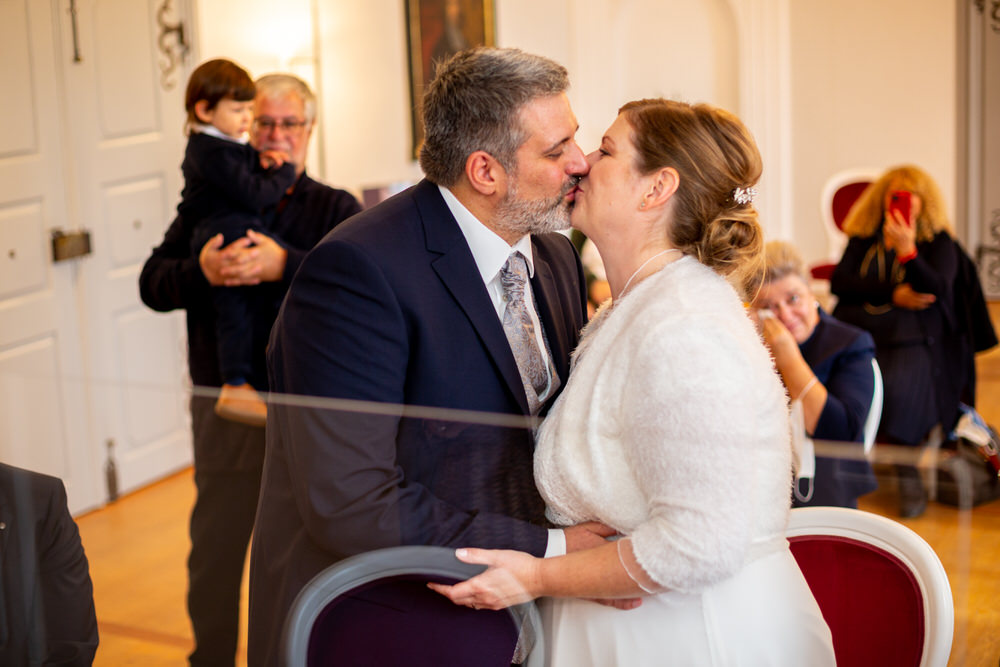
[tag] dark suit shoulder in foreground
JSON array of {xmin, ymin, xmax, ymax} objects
[{"xmin": 0, "ymin": 463, "xmax": 98, "ymax": 666}]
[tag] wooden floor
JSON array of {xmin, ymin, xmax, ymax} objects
[
  {"xmin": 77, "ymin": 320, "xmax": 1000, "ymax": 666},
  {"xmin": 78, "ymin": 466, "xmax": 242, "ymax": 666}
]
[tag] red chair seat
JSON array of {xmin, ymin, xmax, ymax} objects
[
  {"xmin": 810, "ymin": 262, "xmax": 836, "ymax": 281},
  {"xmin": 789, "ymin": 534, "xmax": 924, "ymax": 667}
]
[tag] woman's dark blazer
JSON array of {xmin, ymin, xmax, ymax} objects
[{"xmin": 795, "ymin": 310, "xmax": 878, "ymax": 508}]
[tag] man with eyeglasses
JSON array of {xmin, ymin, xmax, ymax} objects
[{"xmin": 139, "ymin": 73, "xmax": 361, "ymax": 667}]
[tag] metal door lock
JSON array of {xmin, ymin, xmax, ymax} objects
[{"xmin": 51, "ymin": 229, "xmax": 92, "ymax": 262}]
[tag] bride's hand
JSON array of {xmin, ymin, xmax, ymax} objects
[{"xmin": 427, "ymin": 548, "xmax": 541, "ymax": 610}]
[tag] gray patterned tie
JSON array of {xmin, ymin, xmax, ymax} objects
[{"xmin": 500, "ymin": 252, "xmax": 549, "ymax": 412}]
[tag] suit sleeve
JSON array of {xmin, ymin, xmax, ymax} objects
[
  {"xmin": 38, "ymin": 479, "xmax": 99, "ymax": 666},
  {"xmin": 830, "ymin": 237, "xmax": 894, "ymax": 305},
  {"xmin": 900, "ymin": 233, "xmax": 958, "ymax": 298},
  {"xmin": 280, "ymin": 193, "xmax": 362, "ymax": 284},
  {"xmin": 813, "ymin": 332, "xmax": 876, "ymax": 442},
  {"xmin": 138, "ymin": 214, "xmax": 208, "ymax": 313},
  {"xmin": 269, "ymin": 238, "xmax": 548, "ymax": 557}
]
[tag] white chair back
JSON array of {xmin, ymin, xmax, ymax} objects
[
  {"xmin": 282, "ymin": 545, "xmax": 545, "ymax": 667},
  {"xmin": 819, "ymin": 168, "xmax": 880, "ymax": 261},
  {"xmin": 863, "ymin": 358, "xmax": 883, "ymax": 455},
  {"xmin": 787, "ymin": 507, "xmax": 954, "ymax": 667}
]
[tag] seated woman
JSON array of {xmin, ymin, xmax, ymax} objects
[
  {"xmin": 753, "ymin": 240, "xmax": 878, "ymax": 508},
  {"xmin": 830, "ymin": 164, "xmax": 996, "ymax": 517},
  {"xmin": 430, "ymin": 98, "xmax": 835, "ymax": 665}
]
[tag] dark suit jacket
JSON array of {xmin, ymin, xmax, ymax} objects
[
  {"xmin": 0, "ymin": 464, "xmax": 98, "ymax": 666},
  {"xmin": 248, "ymin": 179, "xmax": 588, "ymax": 665},
  {"xmin": 795, "ymin": 311, "xmax": 878, "ymax": 508}
]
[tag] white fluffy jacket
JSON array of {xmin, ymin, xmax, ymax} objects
[{"xmin": 535, "ymin": 256, "xmax": 793, "ymax": 593}]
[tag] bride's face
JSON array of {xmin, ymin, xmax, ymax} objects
[{"xmin": 571, "ymin": 114, "xmax": 646, "ymax": 243}]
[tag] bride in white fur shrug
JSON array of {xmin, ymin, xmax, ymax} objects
[{"xmin": 430, "ymin": 99, "xmax": 835, "ymax": 666}]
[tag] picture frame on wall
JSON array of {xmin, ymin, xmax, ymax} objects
[{"xmin": 405, "ymin": 0, "xmax": 496, "ymax": 157}]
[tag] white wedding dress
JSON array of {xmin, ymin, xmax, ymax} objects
[{"xmin": 534, "ymin": 257, "xmax": 835, "ymax": 666}]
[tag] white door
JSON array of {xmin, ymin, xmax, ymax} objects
[
  {"xmin": 0, "ymin": 0, "xmax": 193, "ymax": 513},
  {"xmin": 60, "ymin": 0, "xmax": 193, "ymax": 501},
  {"xmin": 0, "ymin": 0, "xmax": 101, "ymax": 513}
]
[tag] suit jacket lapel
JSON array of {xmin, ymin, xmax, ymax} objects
[
  {"xmin": 530, "ymin": 245, "xmax": 572, "ymax": 390},
  {"xmin": 414, "ymin": 181, "xmax": 531, "ymax": 415}
]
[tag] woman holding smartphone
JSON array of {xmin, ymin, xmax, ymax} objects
[{"xmin": 830, "ymin": 164, "xmax": 995, "ymax": 517}]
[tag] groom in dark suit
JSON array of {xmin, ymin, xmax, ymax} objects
[{"xmin": 248, "ymin": 47, "xmax": 607, "ymax": 664}]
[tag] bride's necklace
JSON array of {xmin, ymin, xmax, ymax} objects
[{"xmin": 617, "ymin": 248, "xmax": 681, "ymax": 300}]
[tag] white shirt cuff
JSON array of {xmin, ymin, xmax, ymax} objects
[{"xmin": 544, "ymin": 528, "xmax": 567, "ymax": 558}]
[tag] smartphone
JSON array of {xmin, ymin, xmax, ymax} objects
[{"xmin": 888, "ymin": 190, "xmax": 913, "ymax": 226}]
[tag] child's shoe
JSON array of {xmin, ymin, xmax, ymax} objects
[{"xmin": 214, "ymin": 383, "xmax": 267, "ymax": 427}]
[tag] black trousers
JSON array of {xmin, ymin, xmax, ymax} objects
[{"xmin": 187, "ymin": 394, "xmax": 265, "ymax": 666}]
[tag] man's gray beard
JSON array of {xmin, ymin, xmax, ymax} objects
[{"xmin": 493, "ymin": 178, "xmax": 576, "ymax": 237}]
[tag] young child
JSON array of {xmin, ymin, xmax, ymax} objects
[{"xmin": 179, "ymin": 59, "xmax": 296, "ymax": 426}]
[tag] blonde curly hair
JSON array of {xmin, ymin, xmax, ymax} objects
[{"xmin": 840, "ymin": 164, "xmax": 953, "ymax": 243}]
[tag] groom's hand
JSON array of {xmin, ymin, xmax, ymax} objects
[{"xmin": 564, "ymin": 521, "xmax": 617, "ymax": 552}]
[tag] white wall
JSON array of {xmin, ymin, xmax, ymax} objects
[
  {"xmin": 314, "ymin": 0, "xmax": 424, "ymax": 194},
  {"xmin": 498, "ymin": 0, "xmax": 738, "ymax": 159},
  {"xmin": 787, "ymin": 0, "xmax": 957, "ymax": 263},
  {"xmin": 194, "ymin": 0, "xmax": 314, "ymax": 76}
]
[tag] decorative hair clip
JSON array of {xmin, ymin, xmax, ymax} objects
[{"xmin": 733, "ymin": 186, "xmax": 758, "ymax": 205}]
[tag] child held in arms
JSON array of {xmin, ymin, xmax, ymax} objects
[{"xmin": 179, "ymin": 58, "xmax": 296, "ymax": 426}]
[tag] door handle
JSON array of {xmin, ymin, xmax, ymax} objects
[{"xmin": 51, "ymin": 228, "xmax": 92, "ymax": 262}]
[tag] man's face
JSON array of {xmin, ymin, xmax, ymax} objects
[
  {"xmin": 250, "ymin": 93, "xmax": 312, "ymax": 176},
  {"xmin": 494, "ymin": 93, "xmax": 589, "ymax": 239}
]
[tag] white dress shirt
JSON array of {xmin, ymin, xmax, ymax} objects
[
  {"xmin": 438, "ymin": 185, "xmax": 566, "ymax": 557},
  {"xmin": 189, "ymin": 122, "xmax": 249, "ymax": 144}
]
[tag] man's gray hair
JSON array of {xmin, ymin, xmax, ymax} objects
[
  {"xmin": 418, "ymin": 47, "xmax": 569, "ymax": 186},
  {"xmin": 255, "ymin": 73, "xmax": 317, "ymax": 123}
]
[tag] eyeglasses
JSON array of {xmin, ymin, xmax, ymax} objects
[{"xmin": 253, "ymin": 117, "xmax": 310, "ymax": 134}]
